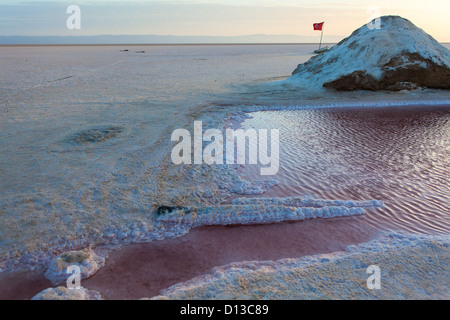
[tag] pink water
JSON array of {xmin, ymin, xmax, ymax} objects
[{"xmin": 239, "ymin": 105, "xmax": 450, "ymax": 235}]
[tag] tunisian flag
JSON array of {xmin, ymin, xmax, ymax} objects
[{"xmin": 313, "ymin": 22, "xmax": 324, "ymax": 31}]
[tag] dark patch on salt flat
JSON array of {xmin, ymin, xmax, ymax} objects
[{"xmin": 64, "ymin": 126, "xmax": 123, "ymax": 144}]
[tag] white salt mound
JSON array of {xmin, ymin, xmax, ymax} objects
[
  {"xmin": 44, "ymin": 248, "xmax": 105, "ymax": 286},
  {"xmin": 290, "ymin": 16, "xmax": 450, "ymax": 91}
]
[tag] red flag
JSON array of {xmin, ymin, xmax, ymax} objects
[{"xmin": 313, "ymin": 22, "xmax": 324, "ymax": 31}]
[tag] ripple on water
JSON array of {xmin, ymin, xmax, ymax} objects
[{"xmin": 239, "ymin": 105, "xmax": 450, "ymax": 235}]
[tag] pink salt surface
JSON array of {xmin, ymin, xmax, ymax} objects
[
  {"xmin": 0, "ymin": 214, "xmax": 378, "ymax": 300},
  {"xmin": 84, "ymin": 215, "xmax": 377, "ymax": 300},
  {"xmin": 0, "ymin": 270, "xmax": 51, "ymax": 300}
]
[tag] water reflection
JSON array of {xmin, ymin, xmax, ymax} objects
[{"xmin": 240, "ymin": 105, "xmax": 450, "ymax": 234}]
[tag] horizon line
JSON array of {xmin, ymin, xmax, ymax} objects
[
  {"xmin": 1, "ymin": 42, "xmax": 449, "ymax": 46},
  {"xmin": 0, "ymin": 43, "xmax": 342, "ymax": 47}
]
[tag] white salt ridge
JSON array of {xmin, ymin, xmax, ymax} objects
[
  {"xmin": 287, "ymin": 15, "xmax": 450, "ymax": 88},
  {"xmin": 232, "ymin": 197, "xmax": 384, "ymax": 208},
  {"xmin": 156, "ymin": 202, "xmax": 370, "ymax": 228}
]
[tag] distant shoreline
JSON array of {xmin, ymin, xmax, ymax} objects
[
  {"xmin": 0, "ymin": 43, "xmax": 338, "ymax": 47},
  {"xmin": 1, "ymin": 42, "xmax": 448, "ymax": 47}
]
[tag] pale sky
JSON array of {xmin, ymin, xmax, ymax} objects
[{"xmin": 0, "ymin": 0, "xmax": 449, "ymax": 42}]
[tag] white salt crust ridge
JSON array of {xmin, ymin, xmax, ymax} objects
[
  {"xmin": 151, "ymin": 232, "xmax": 450, "ymax": 300},
  {"xmin": 0, "ymin": 221, "xmax": 193, "ymax": 274},
  {"xmin": 155, "ymin": 202, "xmax": 375, "ymax": 227},
  {"xmin": 232, "ymin": 197, "xmax": 384, "ymax": 209}
]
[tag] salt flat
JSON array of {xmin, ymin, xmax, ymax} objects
[{"xmin": 0, "ymin": 44, "xmax": 449, "ymax": 300}]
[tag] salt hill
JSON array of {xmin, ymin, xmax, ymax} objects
[{"xmin": 291, "ymin": 16, "xmax": 450, "ymax": 91}]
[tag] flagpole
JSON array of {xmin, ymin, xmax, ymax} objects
[
  {"xmin": 319, "ymin": 29, "xmax": 323, "ymax": 50},
  {"xmin": 319, "ymin": 24, "xmax": 324, "ymax": 50}
]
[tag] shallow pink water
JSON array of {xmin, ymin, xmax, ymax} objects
[
  {"xmin": 83, "ymin": 216, "xmax": 379, "ymax": 299},
  {"xmin": 240, "ymin": 105, "xmax": 450, "ymax": 235}
]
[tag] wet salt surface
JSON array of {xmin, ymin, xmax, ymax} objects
[{"xmin": 1, "ymin": 44, "xmax": 450, "ymax": 299}]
